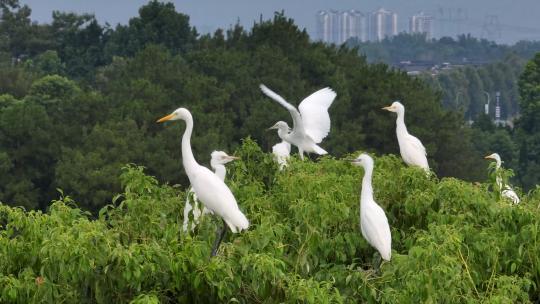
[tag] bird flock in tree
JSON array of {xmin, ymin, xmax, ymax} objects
[{"xmin": 156, "ymin": 84, "xmax": 520, "ymax": 261}]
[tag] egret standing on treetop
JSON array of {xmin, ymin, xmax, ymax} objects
[
  {"xmin": 484, "ymin": 153, "xmax": 520, "ymax": 204},
  {"xmin": 272, "ymin": 141, "xmax": 291, "ymax": 170},
  {"xmin": 382, "ymin": 101, "xmax": 429, "ymax": 171},
  {"xmin": 183, "ymin": 151, "xmax": 239, "ymax": 232},
  {"xmin": 260, "ymin": 84, "xmax": 336, "ymax": 160},
  {"xmin": 350, "ymin": 153, "xmax": 392, "ymax": 261},
  {"xmin": 157, "ymin": 108, "xmax": 249, "ymax": 256}
]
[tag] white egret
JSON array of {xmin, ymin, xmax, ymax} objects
[
  {"xmin": 485, "ymin": 153, "xmax": 520, "ymax": 204},
  {"xmin": 272, "ymin": 141, "xmax": 291, "ymax": 170},
  {"xmin": 382, "ymin": 101, "xmax": 429, "ymax": 171},
  {"xmin": 157, "ymin": 108, "xmax": 249, "ymax": 256},
  {"xmin": 350, "ymin": 153, "xmax": 392, "ymax": 261},
  {"xmin": 260, "ymin": 84, "xmax": 336, "ymax": 160},
  {"xmin": 183, "ymin": 151, "xmax": 239, "ymax": 232}
]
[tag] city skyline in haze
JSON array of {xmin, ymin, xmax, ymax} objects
[{"xmin": 19, "ymin": 0, "xmax": 540, "ymax": 44}]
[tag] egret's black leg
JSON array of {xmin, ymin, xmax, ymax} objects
[
  {"xmin": 372, "ymin": 252, "xmax": 382, "ymax": 274},
  {"xmin": 210, "ymin": 219, "xmax": 228, "ymax": 257}
]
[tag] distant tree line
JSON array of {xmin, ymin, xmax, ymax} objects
[
  {"xmin": 0, "ymin": 0, "xmax": 538, "ymax": 211},
  {"xmin": 347, "ymin": 33, "xmax": 540, "ymax": 65},
  {"xmin": 348, "ymin": 33, "xmax": 540, "ymax": 121}
]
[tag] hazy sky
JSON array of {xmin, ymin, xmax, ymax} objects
[{"xmin": 20, "ymin": 0, "xmax": 540, "ymax": 44}]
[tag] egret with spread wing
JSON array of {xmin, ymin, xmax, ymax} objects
[
  {"xmin": 260, "ymin": 84, "xmax": 336, "ymax": 160},
  {"xmin": 157, "ymin": 108, "xmax": 249, "ymax": 256},
  {"xmin": 485, "ymin": 153, "xmax": 520, "ymax": 204},
  {"xmin": 350, "ymin": 153, "xmax": 392, "ymax": 261},
  {"xmin": 382, "ymin": 101, "xmax": 429, "ymax": 171},
  {"xmin": 183, "ymin": 151, "xmax": 239, "ymax": 232}
]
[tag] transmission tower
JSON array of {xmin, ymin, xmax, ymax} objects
[
  {"xmin": 436, "ymin": 6, "xmax": 468, "ymax": 37},
  {"xmin": 481, "ymin": 15, "xmax": 502, "ymax": 41}
]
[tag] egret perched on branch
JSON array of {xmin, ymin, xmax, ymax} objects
[
  {"xmin": 350, "ymin": 153, "xmax": 391, "ymax": 261},
  {"xmin": 157, "ymin": 108, "xmax": 249, "ymax": 256},
  {"xmin": 382, "ymin": 101, "xmax": 429, "ymax": 171},
  {"xmin": 260, "ymin": 84, "xmax": 336, "ymax": 160},
  {"xmin": 485, "ymin": 153, "xmax": 520, "ymax": 204},
  {"xmin": 183, "ymin": 151, "xmax": 239, "ymax": 232},
  {"xmin": 272, "ymin": 141, "xmax": 291, "ymax": 170}
]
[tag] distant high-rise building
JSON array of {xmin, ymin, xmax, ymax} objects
[
  {"xmin": 369, "ymin": 8, "xmax": 398, "ymax": 41},
  {"xmin": 316, "ymin": 10, "xmax": 339, "ymax": 44},
  {"xmin": 317, "ymin": 10, "xmax": 367, "ymax": 44},
  {"xmin": 341, "ymin": 10, "xmax": 367, "ymax": 43},
  {"xmin": 410, "ymin": 11, "xmax": 434, "ymax": 39}
]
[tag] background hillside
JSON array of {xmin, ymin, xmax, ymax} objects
[{"xmin": 0, "ymin": 0, "xmax": 538, "ymax": 211}]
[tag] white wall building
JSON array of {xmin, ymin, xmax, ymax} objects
[
  {"xmin": 410, "ymin": 11, "xmax": 434, "ymax": 39},
  {"xmin": 317, "ymin": 10, "xmax": 367, "ymax": 44},
  {"xmin": 340, "ymin": 10, "xmax": 367, "ymax": 43},
  {"xmin": 316, "ymin": 10, "xmax": 340, "ymax": 44},
  {"xmin": 369, "ymin": 8, "xmax": 398, "ymax": 41}
]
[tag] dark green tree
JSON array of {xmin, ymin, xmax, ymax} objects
[
  {"xmin": 51, "ymin": 12, "xmax": 108, "ymax": 78},
  {"xmin": 515, "ymin": 53, "xmax": 540, "ymax": 189},
  {"xmin": 105, "ymin": 0, "xmax": 197, "ymax": 58}
]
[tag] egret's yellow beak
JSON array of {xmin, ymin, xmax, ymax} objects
[
  {"xmin": 157, "ymin": 113, "xmax": 174, "ymax": 123},
  {"xmin": 228, "ymin": 156, "xmax": 241, "ymax": 161},
  {"xmin": 382, "ymin": 106, "xmax": 392, "ymax": 111},
  {"xmin": 484, "ymin": 155, "xmax": 493, "ymax": 160}
]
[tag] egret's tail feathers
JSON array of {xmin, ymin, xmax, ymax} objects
[
  {"xmin": 380, "ymin": 248, "xmax": 391, "ymax": 261},
  {"xmin": 313, "ymin": 145, "xmax": 328, "ymax": 155},
  {"xmin": 224, "ymin": 209, "xmax": 249, "ymax": 233}
]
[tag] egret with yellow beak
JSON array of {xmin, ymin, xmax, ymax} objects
[
  {"xmin": 382, "ymin": 101, "xmax": 429, "ymax": 171},
  {"xmin": 157, "ymin": 108, "xmax": 249, "ymax": 256}
]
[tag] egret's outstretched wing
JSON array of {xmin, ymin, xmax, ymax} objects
[
  {"xmin": 260, "ymin": 84, "xmax": 304, "ymax": 132},
  {"xmin": 298, "ymin": 87, "xmax": 336, "ymax": 143}
]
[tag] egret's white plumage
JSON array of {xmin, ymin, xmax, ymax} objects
[
  {"xmin": 272, "ymin": 141, "xmax": 291, "ymax": 170},
  {"xmin": 183, "ymin": 151, "xmax": 239, "ymax": 231},
  {"xmin": 485, "ymin": 153, "xmax": 520, "ymax": 204},
  {"xmin": 157, "ymin": 108, "xmax": 249, "ymax": 235},
  {"xmin": 260, "ymin": 84, "xmax": 336, "ymax": 160},
  {"xmin": 351, "ymin": 154, "xmax": 392, "ymax": 261},
  {"xmin": 383, "ymin": 101, "xmax": 429, "ymax": 171}
]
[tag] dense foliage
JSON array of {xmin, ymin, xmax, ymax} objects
[
  {"xmin": 0, "ymin": 140, "xmax": 539, "ymax": 303},
  {"xmin": 0, "ymin": 0, "xmax": 498, "ymax": 211},
  {"xmin": 515, "ymin": 53, "xmax": 540, "ymax": 190}
]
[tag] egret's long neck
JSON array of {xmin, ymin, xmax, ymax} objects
[
  {"xmin": 494, "ymin": 159, "xmax": 502, "ymax": 189},
  {"xmin": 212, "ymin": 164, "xmax": 226, "ymax": 181},
  {"xmin": 277, "ymin": 127, "xmax": 291, "ymax": 141},
  {"xmin": 360, "ymin": 165, "xmax": 374, "ymax": 206},
  {"xmin": 396, "ymin": 110, "xmax": 408, "ymax": 135},
  {"xmin": 181, "ymin": 114, "xmax": 199, "ymax": 176},
  {"xmin": 495, "ymin": 159, "xmax": 501, "ymax": 170}
]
